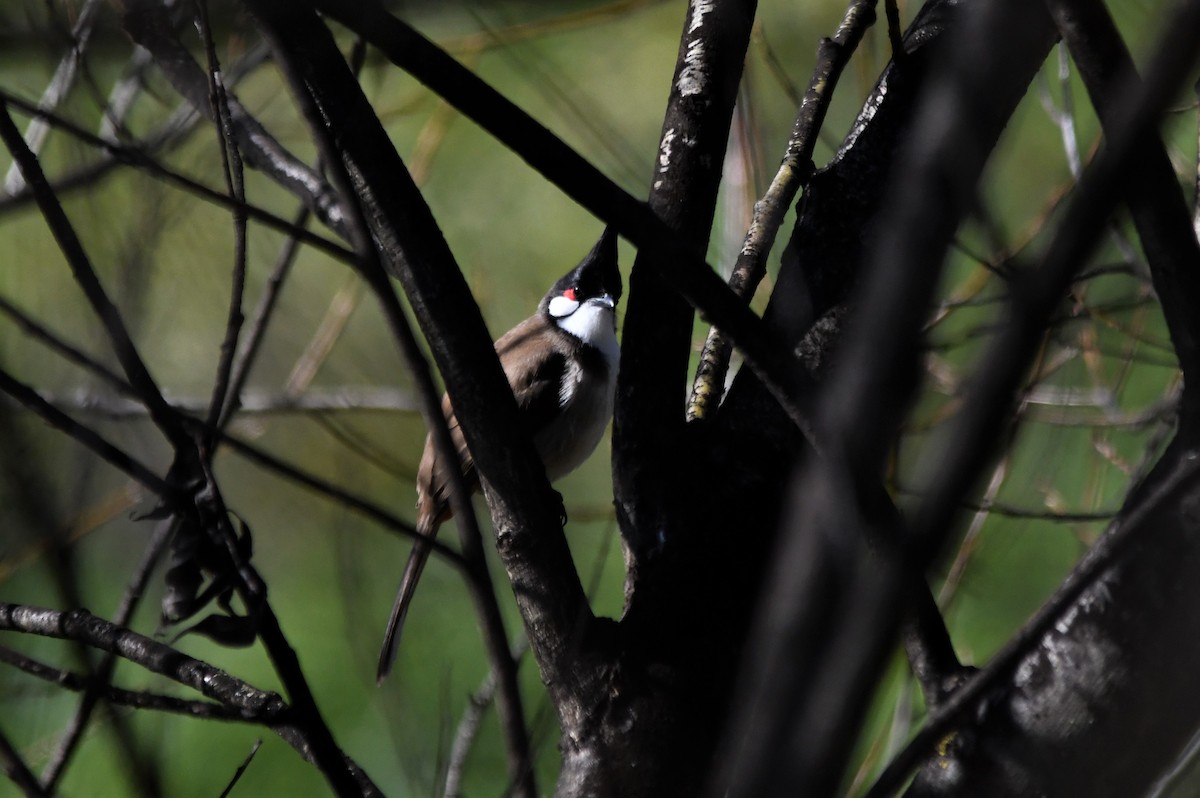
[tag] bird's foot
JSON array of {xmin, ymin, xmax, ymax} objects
[{"xmin": 553, "ymin": 489, "xmax": 567, "ymax": 527}]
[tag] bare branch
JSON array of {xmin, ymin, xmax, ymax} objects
[
  {"xmin": 869, "ymin": 454, "xmax": 1200, "ymax": 798},
  {"xmin": 884, "ymin": 0, "xmax": 904, "ymax": 60},
  {"xmin": 714, "ymin": 1, "xmax": 1059, "ymax": 793},
  {"xmin": 1046, "ymin": 0, "xmax": 1200, "ymax": 402},
  {"xmin": 444, "ymin": 637, "xmax": 531, "ymax": 798},
  {"xmin": 312, "ymin": 0, "xmax": 821, "ymax": 442},
  {"xmin": 243, "ymin": 7, "xmax": 575, "ymax": 779},
  {"xmin": 905, "ymin": 0, "xmax": 1200, "ymax": 560},
  {"xmin": 189, "ymin": 450, "xmax": 367, "ymax": 797},
  {"xmin": 0, "ymin": 603, "xmax": 383, "ymax": 796},
  {"xmin": 217, "ymin": 429, "xmax": 446, "ymax": 551},
  {"xmin": 217, "ymin": 206, "xmax": 312, "ymax": 427},
  {"xmin": 0, "ymin": 644, "xmax": 259, "ymax": 722},
  {"xmin": 0, "ymin": 725, "xmax": 46, "ymax": 798},
  {"xmin": 870, "ymin": 2, "xmax": 1200, "ymax": 793},
  {"xmin": 39, "ymin": 519, "xmax": 175, "ymax": 789},
  {"xmin": 219, "ymin": 740, "xmax": 263, "ymax": 798},
  {"xmin": 0, "ymin": 89, "xmax": 355, "ymax": 264},
  {"xmin": 116, "ymin": 0, "xmax": 348, "ymax": 237},
  {"xmin": 0, "ymin": 100, "xmax": 188, "ymax": 451},
  {"xmin": 0, "ymin": 366, "xmax": 171, "ymax": 496},
  {"xmin": 614, "ymin": 0, "xmax": 755, "ymax": 559},
  {"xmin": 0, "ymin": 604, "xmax": 286, "ymax": 716},
  {"xmin": 1195, "ymin": 79, "xmax": 1200, "ymax": 240},
  {"xmin": 239, "ymin": 7, "xmax": 535, "ymax": 793},
  {"xmin": 688, "ymin": 0, "xmax": 878, "ymax": 421},
  {"xmin": 21, "ymin": 386, "xmax": 419, "ymax": 420},
  {"xmin": 0, "ymin": 290, "xmax": 433, "ymax": 550},
  {"xmin": 1, "ymin": 282, "xmax": 432, "ymax": 557},
  {"xmin": 195, "ymin": 0, "xmax": 251, "ymax": 434},
  {"xmin": 2, "ymin": 0, "xmax": 102, "ymax": 194}
]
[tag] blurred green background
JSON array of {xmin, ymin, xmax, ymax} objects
[{"xmin": 0, "ymin": 0, "xmax": 1194, "ymax": 795}]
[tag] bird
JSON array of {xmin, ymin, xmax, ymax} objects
[{"xmin": 377, "ymin": 228, "xmax": 621, "ymax": 682}]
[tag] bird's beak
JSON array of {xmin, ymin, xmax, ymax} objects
[{"xmin": 591, "ymin": 293, "xmax": 616, "ymax": 310}]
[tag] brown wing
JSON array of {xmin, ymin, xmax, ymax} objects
[
  {"xmin": 495, "ymin": 317, "xmax": 573, "ymax": 437},
  {"xmin": 414, "ymin": 316, "xmax": 562, "ymax": 523},
  {"xmin": 415, "ymin": 392, "xmax": 475, "ymax": 527},
  {"xmin": 380, "ymin": 316, "xmax": 570, "ymax": 682}
]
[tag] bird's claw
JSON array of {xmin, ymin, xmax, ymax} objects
[{"xmin": 554, "ymin": 489, "xmax": 568, "ymax": 527}]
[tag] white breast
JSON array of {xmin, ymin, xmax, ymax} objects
[
  {"xmin": 539, "ymin": 304, "xmax": 619, "ymax": 480},
  {"xmin": 557, "ymin": 302, "xmax": 620, "ymax": 364}
]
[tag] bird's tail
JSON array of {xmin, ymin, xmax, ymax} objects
[{"xmin": 376, "ymin": 516, "xmax": 439, "ymax": 684}]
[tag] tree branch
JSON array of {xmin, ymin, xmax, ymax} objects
[
  {"xmin": 903, "ymin": 0, "xmax": 1200, "ymax": 561},
  {"xmin": 613, "ymin": 0, "xmax": 755, "ymax": 560},
  {"xmin": 0, "ymin": 725, "xmax": 46, "ymax": 798},
  {"xmin": 0, "ymin": 603, "xmax": 383, "ymax": 796},
  {"xmin": 238, "ymin": 6, "xmax": 536, "ymax": 793},
  {"xmin": 881, "ymin": 2, "xmax": 1200, "ymax": 793},
  {"xmin": 687, "ymin": 0, "xmax": 878, "ymax": 422},
  {"xmin": 1045, "ymin": 0, "xmax": 1200, "ymax": 413},
  {"xmin": 0, "ymin": 89, "xmax": 355, "ymax": 264},
  {"xmin": 0, "ymin": 644, "xmax": 260, "ymax": 722},
  {"xmin": 2, "ymin": 0, "xmax": 102, "ymax": 195},
  {"xmin": 194, "ymin": 0, "xmax": 250, "ymax": 435},
  {"xmin": 312, "ymin": 0, "xmax": 822, "ymax": 443},
  {"xmin": 0, "ymin": 365, "xmax": 172, "ymax": 496},
  {"xmin": 116, "ymin": 0, "xmax": 348, "ymax": 237},
  {"xmin": 879, "ymin": 454, "xmax": 1200, "ymax": 797},
  {"xmin": 713, "ymin": 1, "xmax": 1059, "ymax": 794},
  {"xmin": 39, "ymin": 519, "xmax": 174, "ymax": 790},
  {"xmin": 0, "ymin": 100, "xmax": 189, "ymax": 452}
]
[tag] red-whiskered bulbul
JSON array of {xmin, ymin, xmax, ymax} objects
[{"xmin": 377, "ymin": 229, "xmax": 621, "ymax": 682}]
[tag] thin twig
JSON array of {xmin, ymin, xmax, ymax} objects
[
  {"xmin": 1194, "ymin": 78, "xmax": 1200, "ymax": 241},
  {"xmin": 443, "ymin": 637, "xmax": 532, "ymax": 798},
  {"xmin": 282, "ymin": 277, "xmax": 366, "ymax": 398},
  {"xmin": 0, "ymin": 298, "xmax": 437, "ymax": 551},
  {"xmin": 0, "ymin": 605, "xmax": 287, "ymax": 716},
  {"xmin": 884, "ymin": 0, "xmax": 905, "ymax": 61},
  {"xmin": 39, "ymin": 519, "xmax": 175, "ymax": 789},
  {"xmin": 688, "ymin": 0, "xmax": 880, "ymax": 421},
  {"xmin": 0, "ymin": 292, "xmax": 127, "ymax": 390},
  {"xmin": 244, "ymin": 9, "xmax": 537, "ymax": 795},
  {"xmin": 218, "ymin": 208, "xmax": 310, "ymax": 427},
  {"xmin": 0, "ymin": 603, "xmax": 383, "ymax": 796},
  {"xmin": 190, "ymin": 448, "xmax": 365, "ymax": 796},
  {"xmin": 714, "ymin": 3, "xmax": 1060, "ymax": 793},
  {"xmin": 0, "ymin": 100, "xmax": 188, "ymax": 450},
  {"xmin": 313, "ymin": 0, "xmax": 822, "ymax": 445},
  {"xmin": 0, "ymin": 644, "xmax": 262, "ymax": 722},
  {"xmin": 118, "ymin": 0, "xmax": 348, "ymax": 236},
  {"xmin": 0, "ymin": 90, "xmax": 355, "ymax": 264},
  {"xmin": 196, "ymin": 0, "xmax": 250, "ymax": 435},
  {"xmin": 3, "ymin": 0, "xmax": 103, "ymax": 194},
  {"xmin": 18, "ymin": 387, "xmax": 419, "ymax": 420},
  {"xmin": 218, "ymin": 740, "xmax": 263, "ymax": 798},
  {"xmin": 219, "ymin": 36, "xmax": 364, "ymax": 431},
  {"xmin": 0, "ymin": 366, "xmax": 171, "ymax": 496},
  {"xmin": 0, "ymin": 725, "xmax": 47, "ymax": 798},
  {"xmin": 1046, "ymin": 0, "xmax": 1200, "ymax": 398},
  {"xmin": 444, "ymin": 522, "xmax": 615, "ymax": 796},
  {"xmin": 867, "ymin": 5, "xmax": 1200, "ymax": 792}
]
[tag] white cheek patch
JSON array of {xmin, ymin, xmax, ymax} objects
[
  {"xmin": 548, "ymin": 295, "xmax": 580, "ymax": 318},
  {"xmin": 558, "ymin": 302, "xmax": 618, "ymax": 360}
]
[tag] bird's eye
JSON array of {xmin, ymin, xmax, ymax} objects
[{"xmin": 563, "ymin": 287, "xmax": 577, "ymax": 301}]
